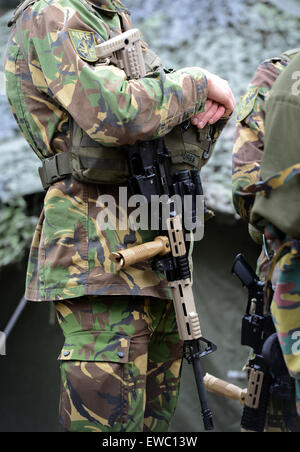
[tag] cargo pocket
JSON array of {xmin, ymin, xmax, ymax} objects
[
  {"xmin": 58, "ymin": 331, "xmax": 131, "ymax": 431},
  {"xmin": 58, "ymin": 330, "xmax": 130, "ymax": 363}
]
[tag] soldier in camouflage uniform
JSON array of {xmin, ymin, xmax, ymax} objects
[
  {"xmin": 5, "ymin": 0, "xmax": 235, "ymax": 432},
  {"xmin": 233, "ymin": 51, "xmax": 300, "ymax": 432}
]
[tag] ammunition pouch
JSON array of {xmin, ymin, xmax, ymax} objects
[
  {"xmin": 165, "ymin": 117, "xmax": 228, "ymax": 174},
  {"xmin": 69, "ymin": 121, "xmax": 130, "ymax": 184}
]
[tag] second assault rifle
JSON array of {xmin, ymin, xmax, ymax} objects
[
  {"xmin": 232, "ymin": 254, "xmax": 293, "ymax": 432},
  {"xmin": 96, "ymin": 29, "xmax": 217, "ymax": 430}
]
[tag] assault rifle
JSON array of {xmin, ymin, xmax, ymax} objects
[
  {"xmin": 232, "ymin": 254, "xmax": 293, "ymax": 432},
  {"xmin": 96, "ymin": 29, "xmax": 217, "ymax": 431}
]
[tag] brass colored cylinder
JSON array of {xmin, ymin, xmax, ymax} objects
[
  {"xmin": 110, "ymin": 236, "xmax": 170, "ymax": 270},
  {"xmin": 204, "ymin": 373, "xmax": 247, "ymax": 406}
]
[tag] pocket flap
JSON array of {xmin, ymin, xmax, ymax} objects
[{"xmin": 58, "ymin": 331, "xmax": 130, "ymax": 363}]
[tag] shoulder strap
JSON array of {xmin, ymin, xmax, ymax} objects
[
  {"xmin": 15, "ymin": 15, "xmax": 28, "ymax": 61},
  {"xmin": 280, "ymin": 48, "xmax": 300, "ymax": 62},
  {"xmin": 8, "ymin": 0, "xmax": 38, "ymax": 27},
  {"xmin": 8, "ymin": 0, "xmax": 38, "ymax": 59}
]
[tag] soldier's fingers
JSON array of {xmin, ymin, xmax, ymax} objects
[
  {"xmin": 195, "ymin": 102, "xmax": 219, "ymax": 128},
  {"xmin": 191, "ymin": 100, "xmax": 213, "ymax": 126},
  {"xmin": 208, "ymin": 105, "xmax": 226, "ymax": 124},
  {"xmin": 204, "ymin": 99, "xmax": 213, "ymax": 111}
]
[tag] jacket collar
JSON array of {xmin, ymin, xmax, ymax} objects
[{"xmin": 87, "ymin": 0, "xmax": 128, "ymax": 13}]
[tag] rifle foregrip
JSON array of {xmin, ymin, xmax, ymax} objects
[
  {"xmin": 110, "ymin": 236, "xmax": 170, "ymax": 270},
  {"xmin": 204, "ymin": 373, "xmax": 247, "ymax": 406},
  {"xmin": 241, "ymin": 372, "xmax": 271, "ymax": 432}
]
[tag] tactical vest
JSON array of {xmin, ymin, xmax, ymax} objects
[
  {"xmin": 9, "ymin": 0, "xmax": 228, "ymax": 190},
  {"xmin": 248, "ymin": 49, "xmax": 300, "ymax": 238}
]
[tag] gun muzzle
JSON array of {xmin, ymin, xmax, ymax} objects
[
  {"xmin": 110, "ymin": 236, "xmax": 171, "ymax": 270},
  {"xmin": 204, "ymin": 373, "xmax": 247, "ymax": 406}
]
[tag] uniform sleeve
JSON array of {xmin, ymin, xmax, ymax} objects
[
  {"xmin": 26, "ymin": 6, "xmax": 208, "ymax": 147},
  {"xmin": 232, "ymin": 60, "xmax": 284, "ymax": 222}
]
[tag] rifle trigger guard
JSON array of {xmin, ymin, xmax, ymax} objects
[
  {"xmin": 198, "ymin": 338, "xmax": 218, "ymax": 358},
  {"xmin": 184, "ymin": 337, "xmax": 217, "ymax": 363}
]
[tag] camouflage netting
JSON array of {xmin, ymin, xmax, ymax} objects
[
  {"xmin": 0, "ymin": 197, "xmax": 37, "ymax": 267},
  {"xmin": 0, "ymin": 0, "xmax": 300, "ymax": 265}
]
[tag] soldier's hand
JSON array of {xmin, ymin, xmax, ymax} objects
[
  {"xmin": 202, "ymin": 70, "xmax": 236, "ymax": 118},
  {"xmin": 191, "ymin": 99, "xmax": 226, "ymax": 129}
]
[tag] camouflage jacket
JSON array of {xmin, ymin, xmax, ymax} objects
[
  {"xmin": 232, "ymin": 56, "xmax": 289, "ymax": 282},
  {"xmin": 232, "ymin": 56, "xmax": 289, "ymax": 223},
  {"xmin": 5, "ymin": 0, "xmax": 208, "ymax": 302},
  {"xmin": 232, "ymin": 54, "xmax": 300, "ymax": 415}
]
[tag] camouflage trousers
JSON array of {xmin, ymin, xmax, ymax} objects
[{"xmin": 54, "ymin": 295, "xmax": 183, "ymax": 432}]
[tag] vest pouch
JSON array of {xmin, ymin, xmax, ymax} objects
[
  {"xmin": 165, "ymin": 117, "xmax": 229, "ymax": 174},
  {"xmin": 70, "ymin": 121, "xmax": 129, "ymax": 184}
]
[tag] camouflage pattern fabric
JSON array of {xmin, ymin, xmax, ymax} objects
[
  {"xmin": 4, "ymin": 0, "xmax": 208, "ymax": 302},
  {"xmin": 55, "ymin": 295, "xmax": 183, "ymax": 432},
  {"xmin": 232, "ymin": 56, "xmax": 289, "ymax": 294},
  {"xmin": 244, "ymin": 164, "xmax": 300, "ymax": 197},
  {"xmin": 232, "ymin": 56, "xmax": 289, "ymax": 224},
  {"xmin": 268, "ymin": 236, "xmax": 300, "ymax": 418},
  {"xmin": 25, "ymin": 177, "xmax": 173, "ymax": 301},
  {"xmin": 232, "ymin": 56, "xmax": 300, "ymax": 431}
]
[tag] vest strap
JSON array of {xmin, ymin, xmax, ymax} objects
[{"xmin": 38, "ymin": 153, "xmax": 72, "ymax": 190}]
